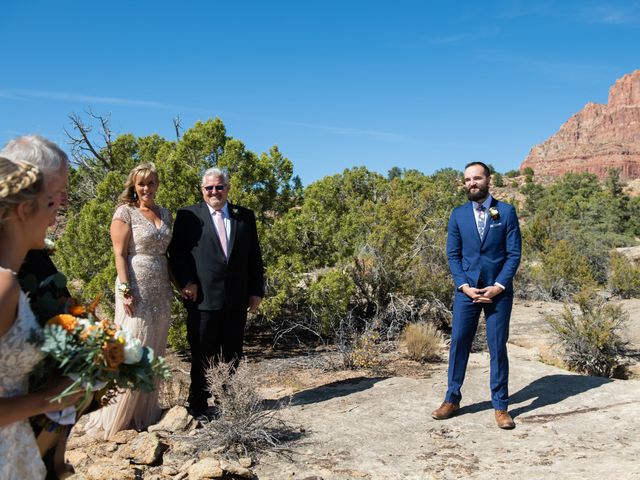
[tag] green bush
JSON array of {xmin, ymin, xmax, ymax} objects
[
  {"xmin": 546, "ymin": 290, "xmax": 629, "ymax": 378},
  {"xmin": 609, "ymin": 252, "xmax": 640, "ymax": 299},
  {"xmin": 167, "ymin": 298, "xmax": 190, "ymax": 353},
  {"xmin": 493, "ymin": 171, "xmax": 504, "ymax": 187},
  {"xmin": 307, "ymin": 270, "xmax": 355, "ymax": 336},
  {"xmin": 528, "ymin": 240, "xmax": 596, "ymax": 300}
]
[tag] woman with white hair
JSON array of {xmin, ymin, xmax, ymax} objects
[{"xmin": 0, "ymin": 157, "xmax": 81, "ymax": 479}]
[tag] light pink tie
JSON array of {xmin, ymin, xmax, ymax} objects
[{"xmin": 213, "ymin": 210, "xmax": 228, "ymax": 257}]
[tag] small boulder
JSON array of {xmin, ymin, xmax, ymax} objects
[
  {"xmin": 118, "ymin": 432, "xmax": 165, "ymax": 465},
  {"xmin": 187, "ymin": 457, "xmax": 224, "ymax": 479},
  {"xmin": 86, "ymin": 460, "xmax": 136, "ymax": 480},
  {"xmin": 149, "ymin": 406, "xmax": 193, "ymax": 433},
  {"xmin": 219, "ymin": 459, "xmax": 255, "ymax": 478},
  {"xmin": 110, "ymin": 429, "xmax": 139, "ymax": 444}
]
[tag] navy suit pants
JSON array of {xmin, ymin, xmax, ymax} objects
[{"xmin": 445, "ymin": 290, "xmax": 513, "ymax": 410}]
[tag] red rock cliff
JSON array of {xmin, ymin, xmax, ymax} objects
[{"xmin": 520, "ymin": 70, "xmax": 640, "ymax": 180}]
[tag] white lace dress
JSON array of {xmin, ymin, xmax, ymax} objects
[{"xmin": 0, "ymin": 289, "xmax": 46, "ymax": 479}]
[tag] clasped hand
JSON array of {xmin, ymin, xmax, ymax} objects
[{"xmin": 462, "ymin": 285, "xmax": 503, "ymax": 303}]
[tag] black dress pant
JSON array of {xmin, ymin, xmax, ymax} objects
[{"xmin": 186, "ymin": 306, "xmax": 247, "ymax": 413}]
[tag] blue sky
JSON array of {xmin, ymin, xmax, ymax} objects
[{"xmin": 1, "ymin": 1, "xmax": 639, "ymax": 185}]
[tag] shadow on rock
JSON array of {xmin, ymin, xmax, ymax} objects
[
  {"xmin": 460, "ymin": 374, "xmax": 613, "ymax": 418},
  {"xmin": 281, "ymin": 376, "xmax": 386, "ymax": 407},
  {"xmin": 509, "ymin": 373, "xmax": 613, "ymax": 418}
]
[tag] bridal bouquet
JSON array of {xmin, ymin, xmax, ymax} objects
[{"xmin": 30, "ymin": 297, "xmax": 170, "ymax": 404}]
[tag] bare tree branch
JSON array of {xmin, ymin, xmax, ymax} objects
[
  {"xmin": 173, "ymin": 115, "xmax": 182, "ymax": 141},
  {"xmin": 66, "ymin": 112, "xmax": 108, "ymax": 168}
]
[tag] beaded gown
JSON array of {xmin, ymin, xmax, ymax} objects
[
  {"xmin": 0, "ymin": 279, "xmax": 46, "ymax": 479},
  {"xmin": 85, "ymin": 204, "xmax": 173, "ymax": 439}
]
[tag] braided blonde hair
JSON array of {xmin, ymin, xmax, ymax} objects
[
  {"xmin": 0, "ymin": 157, "xmax": 43, "ymax": 231},
  {"xmin": 117, "ymin": 163, "xmax": 159, "ymax": 206}
]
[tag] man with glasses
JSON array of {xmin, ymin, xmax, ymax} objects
[{"xmin": 169, "ymin": 167, "xmax": 264, "ymax": 419}]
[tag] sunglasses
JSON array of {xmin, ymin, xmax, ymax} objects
[{"xmin": 203, "ymin": 185, "xmax": 226, "ymax": 192}]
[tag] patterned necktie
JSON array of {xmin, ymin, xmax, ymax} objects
[
  {"xmin": 477, "ymin": 205, "xmax": 486, "ymax": 237},
  {"xmin": 213, "ymin": 210, "xmax": 228, "ymax": 257}
]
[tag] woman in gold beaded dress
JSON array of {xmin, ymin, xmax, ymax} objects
[{"xmin": 85, "ymin": 163, "xmax": 173, "ymax": 439}]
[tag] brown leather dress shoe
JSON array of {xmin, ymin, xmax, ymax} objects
[
  {"xmin": 431, "ymin": 402, "xmax": 460, "ymax": 420},
  {"xmin": 495, "ymin": 410, "xmax": 515, "ymax": 429}
]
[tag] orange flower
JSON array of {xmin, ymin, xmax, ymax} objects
[
  {"xmin": 79, "ymin": 324, "xmax": 98, "ymax": 340},
  {"xmin": 46, "ymin": 314, "xmax": 78, "ymax": 333},
  {"xmin": 100, "ymin": 319, "xmax": 116, "ymax": 337},
  {"xmin": 102, "ymin": 340, "xmax": 125, "ymax": 369},
  {"xmin": 68, "ymin": 305, "xmax": 85, "ymax": 316},
  {"xmin": 87, "ymin": 294, "xmax": 102, "ymax": 315},
  {"xmin": 66, "ymin": 298, "xmax": 85, "ymax": 316}
]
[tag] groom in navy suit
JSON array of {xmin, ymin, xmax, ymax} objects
[{"xmin": 432, "ymin": 161, "xmax": 521, "ymax": 429}]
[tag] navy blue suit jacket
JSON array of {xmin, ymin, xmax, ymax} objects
[{"xmin": 446, "ymin": 198, "xmax": 521, "ymax": 293}]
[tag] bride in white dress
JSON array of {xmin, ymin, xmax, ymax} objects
[{"xmin": 0, "ymin": 158, "xmax": 81, "ymax": 479}]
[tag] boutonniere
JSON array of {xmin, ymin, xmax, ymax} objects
[
  {"xmin": 44, "ymin": 238, "xmax": 56, "ymax": 255},
  {"xmin": 232, "ymin": 208, "xmax": 239, "ymax": 215},
  {"xmin": 488, "ymin": 207, "xmax": 500, "ymax": 221}
]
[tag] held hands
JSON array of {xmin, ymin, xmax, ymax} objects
[
  {"xmin": 181, "ymin": 282, "xmax": 198, "ymax": 302},
  {"xmin": 39, "ymin": 377, "xmax": 84, "ymax": 413},
  {"xmin": 461, "ymin": 285, "xmax": 504, "ymax": 303}
]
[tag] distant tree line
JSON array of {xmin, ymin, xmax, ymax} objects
[{"xmin": 54, "ymin": 115, "xmax": 640, "ymax": 351}]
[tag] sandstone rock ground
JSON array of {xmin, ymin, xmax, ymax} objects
[{"xmin": 66, "ymin": 299, "xmax": 640, "ymax": 479}]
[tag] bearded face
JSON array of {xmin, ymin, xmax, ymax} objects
[
  {"xmin": 463, "ymin": 165, "xmax": 491, "ymax": 203},
  {"xmin": 466, "ymin": 182, "xmax": 490, "ymax": 202}
]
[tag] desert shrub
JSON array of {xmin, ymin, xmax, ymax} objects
[
  {"xmin": 505, "ymin": 169, "xmax": 519, "ymax": 178},
  {"xmin": 609, "ymin": 252, "xmax": 640, "ymax": 299},
  {"xmin": 531, "ymin": 240, "xmax": 597, "ymax": 300},
  {"xmin": 400, "ymin": 322, "xmax": 442, "ymax": 362},
  {"xmin": 337, "ymin": 323, "xmax": 385, "ymax": 371},
  {"xmin": 167, "ymin": 317, "xmax": 189, "ymax": 354},
  {"xmin": 191, "ymin": 360, "xmax": 296, "ymax": 457},
  {"xmin": 493, "ymin": 172, "xmax": 504, "ymax": 187},
  {"xmin": 514, "ymin": 261, "xmax": 549, "ymax": 301},
  {"xmin": 306, "ymin": 270, "xmax": 355, "ymax": 336},
  {"xmin": 546, "ymin": 291, "xmax": 629, "ymax": 378},
  {"xmin": 523, "ymin": 167, "xmax": 534, "ymax": 183}
]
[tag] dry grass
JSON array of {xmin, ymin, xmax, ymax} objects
[
  {"xmin": 400, "ymin": 322, "xmax": 442, "ymax": 362},
  {"xmin": 189, "ymin": 360, "xmax": 299, "ymax": 458}
]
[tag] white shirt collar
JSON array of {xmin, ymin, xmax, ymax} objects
[{"xmin": 206, "ymin": 202, "xmax": 230, "ymax": 217}]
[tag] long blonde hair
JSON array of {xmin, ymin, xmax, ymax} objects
[
  {"xmin": 0, "ymin": 157, "xmax": 43, "ymax": 232},
  {"xmin": 117, "ymin": 163, "xmax": 159, "ymax": 206}
]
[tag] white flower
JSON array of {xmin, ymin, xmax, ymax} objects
[
  {"xmin": 44, "ymin": 238, "xmax": 56, "ymax": 253},
  {"xmin": 145, "ymin": 346, "xmax": 154, "ymax": 363},
  {"xmin": 115, "ymin": 330, "xmax": 144, "ymax": 364}
]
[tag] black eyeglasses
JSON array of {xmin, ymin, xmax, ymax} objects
[{"xmin": 203, "ymin": 185, "xmax": 226, "ymax": 192}]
